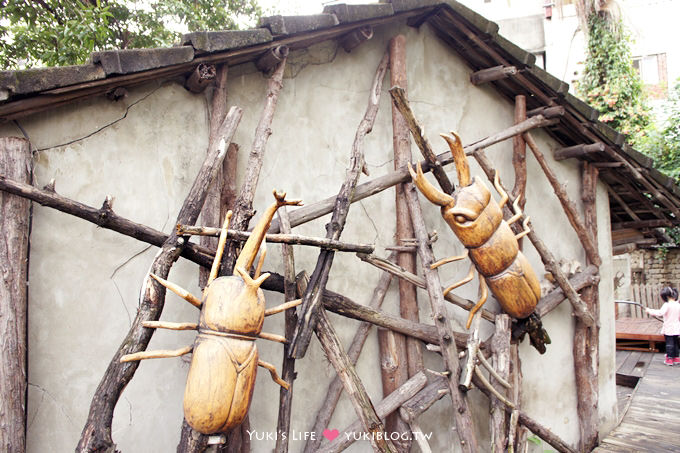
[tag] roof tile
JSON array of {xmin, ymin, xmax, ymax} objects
[
  {"xmin": 323, "ymin": 3, "xmax": 394, "ymax": 23},
  {"xmin": 259, "ymin": 14, "xmax": 339, "ymax": 36},
  {"xmin": 91, "ymin": 47, "xmax": 194, "ymax": 75},
  {"xmin": 182, "ymin": 29, "xmax": 272, "ymax": 53},
  {"xmin": 0, "ymin": 64, "xmax": 106, "ymax": 97}
]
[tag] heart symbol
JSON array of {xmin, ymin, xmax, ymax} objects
[{"xmin": 323, "ymin": 429, "xmax": 339, "ymax": 441}]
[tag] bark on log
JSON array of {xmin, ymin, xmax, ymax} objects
[
  {"xmin": 77, "ymin": 106, "xmax": 243, "ymax": 453},
  {"xmin": 289, "ymin": 50, "xmax": 390, "ymax": 359},
  {"xmin": 0, "ymin": 137, "xmax": 30, "ymax": 453},
  {"xmin": 470, "ymin": 148, "xmax": 595, "ymax": 327},
  {"xmin": 512, "ymin": 95, "xmax": 527, "ymax": 216},
  {"xmin": 490, "ymin": 315, "xmax": 511, "ymax": 453},
  {"xmin": 316, "ymin": 371, "xmax": 428, "ymax": 453},
  {"xmin": 266, "ymin": 115, "xmax": 558, "ymax": 234},
  {"xmin": 199, "ymin": 64, "xmax": 229, "ymax": 289},
  {"xmin": 178, "ymin": 225, "xmax": 374, "ymax": 253},
  {"xmin": 378, "ymin": 328, "xmax": 411, "ymax": 452},
  {"xmin": 523, "ymin": 132, "xmax": 601, "ymax": 267},
  {"xmin": 469, "ymin": 65, "xmax": 518, "ymax": 86},
  {"xmin": 305, "ymin": 262, "xmax": 394, "ymax": 453},
  {"xmin": 573, "ymin": 162, "xmax": 600, "ymax": 452},
  {"xmin": 404, "ymin": 182, "xmax": 478, "ymax": 452},
  {"xmin": 553, "ymin": 143, "xmax": 605, "ymax": 161},
  {"xmin": 534, "ymin": 266, "xmax": 600, "ymax": 317},
  {"xmin": 275, "ymin": 207, "xmax": 297, "ymax": 453},
  {"xmin": 390, "ymin": 35, "xmax": 422, "ymax": 416}
]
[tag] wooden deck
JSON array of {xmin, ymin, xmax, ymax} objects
[
  {"xmin": 616, "ymin": 317, "xmax": 664, "ymax": 351},
  {"xmin": 595, "ymin": 352, "xmax": 680, "ymax": 452}
]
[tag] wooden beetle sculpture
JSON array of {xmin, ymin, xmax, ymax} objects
[
  {"xmin": 408, "ymin": 133, "xmax": 550, "ymax": 353},
  {"xmin": 121, "ymin": 190, "xmax": 303, "ymax": 434}
]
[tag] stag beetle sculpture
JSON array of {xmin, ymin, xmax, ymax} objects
[
  {"xmin": 408, "ymin": 133, "xmax": 550, "ymax": 353},
  {"xmin": 121, "ymin": 190, "xmax": 302, "ymax": 434}
]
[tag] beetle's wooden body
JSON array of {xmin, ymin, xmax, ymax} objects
[
  {"xmin": 409, "ymin": 133, "xmax": 545, "ymax": 340},
  {"xmin": 121, "ymin": 190, "xmax": 302, "ymax": 434}
]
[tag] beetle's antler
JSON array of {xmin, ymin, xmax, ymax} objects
[
  {"xmin": 441, "ymin": 132, "xmax": 470, "ymax": 187},
  {"xmin": 233, "ymin": 189, "xmax": 302, "ymax": 275},
  {"xmin": 407, "ymin": 161, "xmax": 455, "ymax": 208}
]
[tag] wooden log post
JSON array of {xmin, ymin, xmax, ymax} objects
[
  {"xmin": 573, "ymin": 161, "xmax": 600, "ymax": 452},
  {"xmin": 77, "ymin": 106, "xmax": 243, "ymax": 453},
  {"xmin": 490, "ymin": 315, "xmax": 511, "ymax": 452},
  {"xmin": 305, "ymin": 262, "xmax": 394, "ymax": 453},
  {"xmin": 0, "ymin": 137, "xmax": 30, "ymax": 453},
  {"xmin": 469, "ymin": 65, "xmax": 518, "ymax": 86},
  {"xmin": 289, "ymin": 50, "xmax": 390, "ymax": 359},
  {"xmin": 553, "ymin": 143, "xmax": 605, "ymax": 161},
  {"xmin": 404, "ymin": 182, "xmax": 478, "ymax": 452},
  {"xmin": 512, "ymin": 96, "xmax": 527, "ymax": 214},
  {"xmin": 387, "ymin": 34, "xmax": 419, "ymax": 451},
  {"xmin": 199, "ymin": 64, "xmax": 229, "ymax": 289},
  {"xmin": 275, "ymin": 207, "xmax": 297, "ymax": 453}
]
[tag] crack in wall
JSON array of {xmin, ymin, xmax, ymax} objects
[{"xmin": 27, "ymin": 382, "xmax": 76, "ymax": 430}]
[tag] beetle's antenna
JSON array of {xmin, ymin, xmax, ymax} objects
[
  {"xmin": 208, "ymin": 211, "xmax": 233, "ymax": 286},
  {"xmin": 254, "ymin": 242, "xmax": 267, "ymax": 279},
  {"xmin": 150, "ymin": 273, "xmax": 202, "ymax": 308},
  {"xmin": 234, "ymin": 190, "xmax": 301, "ymax": 276}
]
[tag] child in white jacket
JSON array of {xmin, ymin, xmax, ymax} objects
[{"xmin": 646, "ymin": 286, "xmax": 680, "ymax": 366}]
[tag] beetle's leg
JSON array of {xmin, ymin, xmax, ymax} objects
[
  {"xmin": 265, "ymin": 298, "xmax": 302, "ymax": 316},
  {"xmin": 442, "ymin": 263, "xmax": 475, "ymax": 296},
  {"xmin": 431, "ymin": 249, "xmax": 469, "ymax": 270},
  {"xmin": 235, "ymin": 266, "xmax": 270, "ymax": 289},
  {"xmin": 507, "ymin": 196, "xmax": 523, "ymax": 225},
  {"xmin": 120, "ymin": 345, "xmax": 193, "ymax": 363},
  {"xmin": 258, "ymin": 360, "xmax": 290, "ymax": 390},
  {"xmin": 208, "ymin": 210, "xmax": 233, "ymax": 286},
  {"xmin": 150, "ymin": 274, "xmax": 202, "ymax": 308},
  {"xmin": 142, "ymin": 321, "xmax": 198, "ymax": 330},
  {"xmin": 254, "ymin": 242, "xmax": 267, "ymax": 279},
  {"xmin": 515, "ymin": 216, "xmax": 531, "ymax": 241},
  {"xmin": 258, "ymin": 332, "xmax": 288, "ymax": 344},
  {"xmin": 493, "ymin": 171, "xmax": 509, "ymax": 209},
  {"xmin": 466, "ymin": 276, "xmax": 488, "ymax": 329}
]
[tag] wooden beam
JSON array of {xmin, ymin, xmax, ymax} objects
[
  {"xmin": 612, "ymin": 219, "xmax": 672, "ymax": 230},
  {"xmin": 553, "ymin": 143, "xmax": 605, "ymax": 161},
  {"xmin": 0, "ymin": 137, "xmax": 30, "ymax": 453},
  {"xmin": 605, "ymin": 183, "xmax": 640, "ymax": 221},
  {"xmin": 470, "ymin": 65, "xmax": 518, "ymax": 85},
  {"xmin": 526, "ymin": 106, "xmax": 565, "ymax": 118}
]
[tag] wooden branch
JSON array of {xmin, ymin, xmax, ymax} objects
[
  {"xmin": 266, "ymin": 114, "xmax": 558, "ymax": 234},
  {"xmin": 605, "ymin": 184, "xmax": 640, "ymax": 221},
  {"xmin": 389, "ymin": 85, "xmax": 454, "ymax": 194},
  {"xmin": 0, "ymin": 137, "xmax": 30, "ymax": 453},
  {"xmin": 526, "ymin": 106, "xmax": 565, "ymax": 119},
  {"xmin": 490, "ymin": 315, "xmax": 511, "ymax": 453},
  {"xmin": 289, "ymin": 50, "xmax": 390, "ymax": 359},
  {"xmin": 220, "ymin": 56, "xmax": 287, "ymax": 276},
  {"xmin": 274, "ymin": 207, "xmax": 297, "ymax": 453},
  {"xmin": 512, "ymin": 95, "xmax": 527, "ymax": 216},
  {"xmin": 613, "ymin": 243, "xmax": 637, "ymax": 255},
  {"xmin": 378, "ymin": 328, "xmax": 411, "ymax": 451},
  {"xmin": 399, "ymin": 375, "xmax": 449, "ymax": 422},
  {"xmin": 199, "ymin": 64, "xmax": 229, "ymax": 289},
  {"xmin": 314, "ymin": 304, "xmax": 397, "ymax": 452},
  {"xmin": 184, "ymin": 63, "xmax": 217, "ymax": 93},
  {"xmin": 470, "ymin": 65, "xmax": 518, "ymax": 85},
  {"xmin": 534, "ymin": 266, "xmax": 599, "ymax": 317},
  {"xmin": 305, "ymin": 260, "xmax": 394, "ymax": 453},
  {"xmin": 459, "ymin": 313, "xmax": 481, "ymax": 391},
  {"xmin": 389, "ymin": 33, "xmax": 423, "ymax": 400},
  {"xmin": 357, "ymin": 253, "xmax": 496, "ymax": 323},
  {"xmin": 553, "ymin": 143, "xmax": 605, "ymax": 161},
  {"xmin": 78, "ymin": 106, "xmax": 243, "ymax": 453},
  {"xmin": 470, "ymin": 143, "xmax": 596, "ymax": 327},
  {"xmin": 316, "ymin": 371, "xmax": 428, "ymax": 453},
  {"xmin": 404, "ymin": 182, "xmax": 478, "ymax": 452},
  {"xmin": 178, "ymin": 225, "xmax": 374, "ymax": 253},
  {"xmin": 524, "ymin": 131, "xmax": 601, "ymax": 267}
]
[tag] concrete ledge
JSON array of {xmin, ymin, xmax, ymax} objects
[
  {"xmin": 440, "ymin": 1, "xmax": 499, "ymax": 36},
  {"xmin": 527, "ymin": 66, "xmax": 569, "ymax": 96},
  {"xmin": 564, "ymin": 92, "xmax": 600, "ymax": 122},
  {"xmin": 492, "ymin": 34, "xmax": 535, "ymax": 66},
  {"xmin": 382, "ymin": 0, "xmax": 441, "ymax": 12},
  {"xmin": 259, "ymin": 14, "xmax": 339, "ymax": 36},
  {"xmin": 323, "ymin": 3, "xmax": 394, "ymax": 23},
  {"xmin": 91, "ymin": 47, "xmax": 194, "ymax": 75},
  {"xmin": 182, "ymin": 29, "xmax": 272, "ymax": 53},
  {"xmin": 590, "ymin": 121, "xmax": 626, "ymax": 147},
  {"xmin": 0, "ymin": 64, "xmax": 106, "ymax": 98}
]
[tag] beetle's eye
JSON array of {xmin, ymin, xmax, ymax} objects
[{"xmin": 455, "ymin": 215, "xmax": 467, "ymax": 223}]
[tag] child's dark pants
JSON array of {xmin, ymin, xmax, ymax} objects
[{"xmin": 665, "ymin": 335, "xmax": 679, "ymax": 358}]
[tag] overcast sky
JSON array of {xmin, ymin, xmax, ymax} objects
[{"xmin": 258, "ymin": 0, "xmax": 368, "ymax": 16}]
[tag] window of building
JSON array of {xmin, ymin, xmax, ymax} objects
[{"xmin": 633, "ymin": 53, "xmax": 668, "ymax": 99}]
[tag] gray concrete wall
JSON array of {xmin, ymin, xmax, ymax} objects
[{"xmin": 1, "ymin": 20, "xmax": 617, "ymax": 452}]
